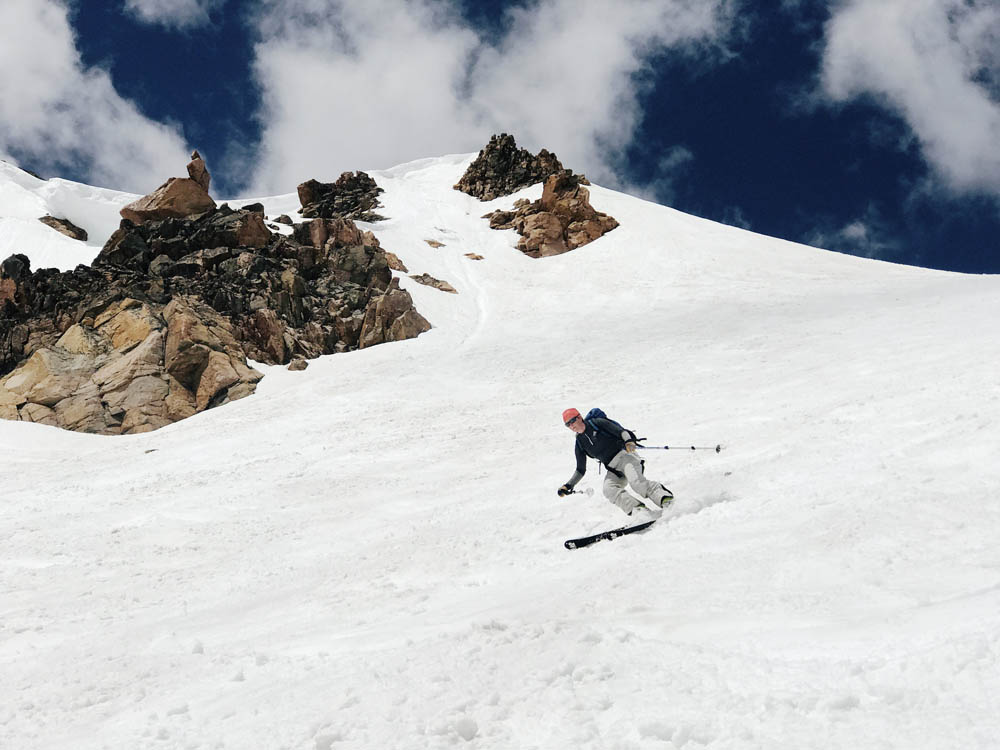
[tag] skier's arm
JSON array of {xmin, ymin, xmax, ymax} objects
[{"xmin": 565, "ymin": 441, "xmax": 587, "ymax": 488}]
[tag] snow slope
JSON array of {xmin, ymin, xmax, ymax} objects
[
  {"xmin": 0, "ymin": 160, "xmax": 141, "ymax": 272},
  {"xmin": 3, "ymin": 154, "xmax": 1000, "ymax": 749}
]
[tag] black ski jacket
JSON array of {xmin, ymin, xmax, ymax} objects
[{"xmin": 574, "ymin": 417, "xmax": 636, "ymax": 475}]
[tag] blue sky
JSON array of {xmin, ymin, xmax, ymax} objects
[{"xmin": 0, "ymin": 0, "xmax": 997, "ymax": 273}]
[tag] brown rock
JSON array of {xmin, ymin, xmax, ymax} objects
[
  {"xmin": 92, "ymin": 331, "xmax": 165, "ymax": 402},
  {"xmin": 223, "ymin": 381, "xmax": 257, "ymax": 404},
  {"xmin": 385, "ymin": 252, "xmax": 408, "ymax": 272},
  {"xmin": 242, "ymin": 308, "xmax": 287, "ymax": 363},
  {"xmin": 54, "ymin": 381, "xmax": 111, "ymax": 433},
  {"xmin": 164, "ymin": 376, "xmax": 197, "ymax": 421},
  {"xmin": 195, "ymin": 350, "xmax": 240, "ymax": 410},
  {"xmin": 164, "ymin": 341, "xmax": 212, "ymax": 390},
  {"xmin": 55, "ymin": 325, "xmax": 111, "ymax": 356},
  {"xmin": 0, "ymin": 384, "xmax": 26, "ymax": 413},
  {"xmin": 121, "ymin": 177, "xmax": 217, "ymax": 224},
  {"xmin": 409, "ymin": 273, "xmax": 458, "ymax": 294},
  {"xmin": 161, "ymin": 297, "xmax": 262, "ymax": 408},
  {"xmin": 120, "ymin": 375, "xmax": 170, "ymax": 412},
  {"xmin": 288, "ymin": 358, "xmax": 308, "ymax": 371},
  {"xmin": 293, "ymin": 217, "xmax": 364, "ymax": 250},
  {"xmin": 1, "ymin": 348, "xmax": 92, "ymax": 407},
  {"xmin": 359, "ymin": 279, "xmax": 431, "ymax": 348},
  {"xmin": 95, "ymin": 300, "xmax": 160, "ymax": 352},
  {"xmin": 20, "ymin": 402, "xmax": 58, "ymax": 426},
  {"xmin": 488, "ymin": 210, "xmax": 516, "ymax": 230},
  {"xmin": 187, "ymin": 150, "xmax": 211, "ymax": 192},
  {"xmin": 232, "ymin": 212, "xmax": 272, "ymax": 248},
  {"xmin": 121, "ymin": 402, "xmax": 172, "ymax": 435},
  {"xmin": 483, "ymin": 171, "xmax": 618, "ymax": 258},
  {"xmin": 540, "ymin": 170, "xmax": 582, "ymax": 211},
  {"xmin": 38, "ymin": 216, "xmax": 88, "ymax": 241},
  {"xmin": 163, "ymin": 299, "xmax": 224, "ymax": 389},
  {"xmin": 518, "ymin": 212, "xmax": 568, "ymax": 257}
]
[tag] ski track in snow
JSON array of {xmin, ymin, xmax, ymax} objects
[{"xmin": 3, "ymin": 154, "xmax": 1000, "ymax": 748}]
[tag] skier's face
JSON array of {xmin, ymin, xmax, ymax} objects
[{"xmin": 565, "ymin": 416, "xmax": 585, "ymax": 434}]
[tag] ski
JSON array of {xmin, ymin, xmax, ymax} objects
[{"xmin": 564, "ymin": 519, "xmax": 657, "ymax": 549}]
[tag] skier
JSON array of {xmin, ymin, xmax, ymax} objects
[{"xmin": 558, "ymin": 407, "xmax": 673, "ymax": 515}]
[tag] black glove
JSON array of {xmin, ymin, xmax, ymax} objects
[{"xmin": 557, "ymin": 484, "xmax": 573, "ymax": 497}]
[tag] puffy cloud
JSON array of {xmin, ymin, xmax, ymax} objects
[
  {"xmin": 805, "ymin": 204, "xmax": 903, "ymax": 260},
  {"xmin": 249, "ymin": 0, "xmax": 736, "ymax": 194},
  {"xmin": 624, "ymin": 146, "xmax": 696, "ymax": 206},
  {"xmin": 820, "ymin": 0, "xmax": 1000, "ymax": 195},
  {"xmin": 250, "ymin": 0, "xmax": 480, "ymax": 193},
  {"xmin": 0, "ymin": 0, "xmax": 190, "ymax": 192},
  {"xmin": 122, "ymin": 0, "xmax": 225, "ymax": 29}
]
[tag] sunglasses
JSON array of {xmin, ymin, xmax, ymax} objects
[{"xmin": 565, "ymin": 416, "xmax": 581, "ymax": 427}]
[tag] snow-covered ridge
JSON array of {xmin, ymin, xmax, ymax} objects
[
  {"xmin": 0, "ymin": 159, "xmax": 140, "ymax": 271},
  {"xmin": 3, "ymin": 153, "xmax": 1000, "ymax": 749}
]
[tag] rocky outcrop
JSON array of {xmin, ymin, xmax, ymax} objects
[
  {"xmin": 38, "ymin": 216, "xmax": 88, "ymax": 241},
  {"xmin": 454, "ymin": 133, "xmax": 564, "ymax": 201},
  {"xmin": 0, "ymin": 295, "xmax": 261, "ymax": 434},
  {"xmin": 358, "ymin": 278, "xmax": 433, "ymax": 349},
  {"xmin": 1, "ymin": 201, "xmax": 431, "ymax": 434},
  {"xmin": 298, "ymin": 172, "xmax": 385, "ymax": 221},
  {"xmin": 120, "ymin": 152, "xmax": 217, "ymax": 224},
  {"xmin": 486, "ymin": 171, "xmax": 619, "ymax": 257}
]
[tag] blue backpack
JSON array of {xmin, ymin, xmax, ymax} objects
[{"xmin": 584, "ymin": 408, "xmax": 628, "ymax": 438}]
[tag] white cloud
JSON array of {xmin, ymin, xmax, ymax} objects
[
  {"xmin": 624, "ymin": 146, "xmax": 695, "ymax": 205},
  {"xmin": 250, "ymin": 0, "xmax": 480, "ymax": 193},
  {"xmin": 820, "ymin": 0, "xmax": 1000, "ymax": 195},
  {"xmin": 805, "ymin": 204, "xmax": 902, "ymax": 260},
  {"xmin": 122, "ymin": 0, "xmax": 225, "ymax": 29},
  {"xmin": 249, "ymin": 0, "xmax": 737, "ymax": 194},
  {"xmin": 0, "ymin": 0, "xmax": 191, "ymax": 192}
]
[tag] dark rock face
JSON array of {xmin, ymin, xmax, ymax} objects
[
  {"xmin": 298, "ymin": 172, "xmax": 385, "ymax": 221},
  {"xmin": 454, "ymin": 133, "xmax": 564, "ymax": 201},
  {"xmin": 0, "ymin": 205, "xmax": 430, "ymax": 434},
  {"xmin": 485, "ymin": 171, "xmax": 619, "ymax": 257},
  {"xmin": 38, "ymin": 216, "xmax": 88, "ymax": 241}
]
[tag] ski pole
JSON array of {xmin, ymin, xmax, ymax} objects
[{"xmin": 638, "ymin": 444, "xmax": 723, "ymax": 453}]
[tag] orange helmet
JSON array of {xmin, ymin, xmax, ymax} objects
[{"xmin": 562, "ymin": 408, "xmax": 581, "ymax": 426}]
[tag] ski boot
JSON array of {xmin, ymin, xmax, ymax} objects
[{"xmin": 658, "ymin": 486, "xmax": 674, "ymax": 508}]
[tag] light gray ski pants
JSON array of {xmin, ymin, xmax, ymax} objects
[{"xmin": 604, "ymin": 450, "xmax": 669, "ymax": 513}]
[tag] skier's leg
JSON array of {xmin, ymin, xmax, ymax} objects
[
  {"xmin": 615, "ymin": 452, "xmax": 672, "ymax": 505},
  {"xmin": 603, "ymin": 471, "xmax": 641, "ymax": 514}
]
